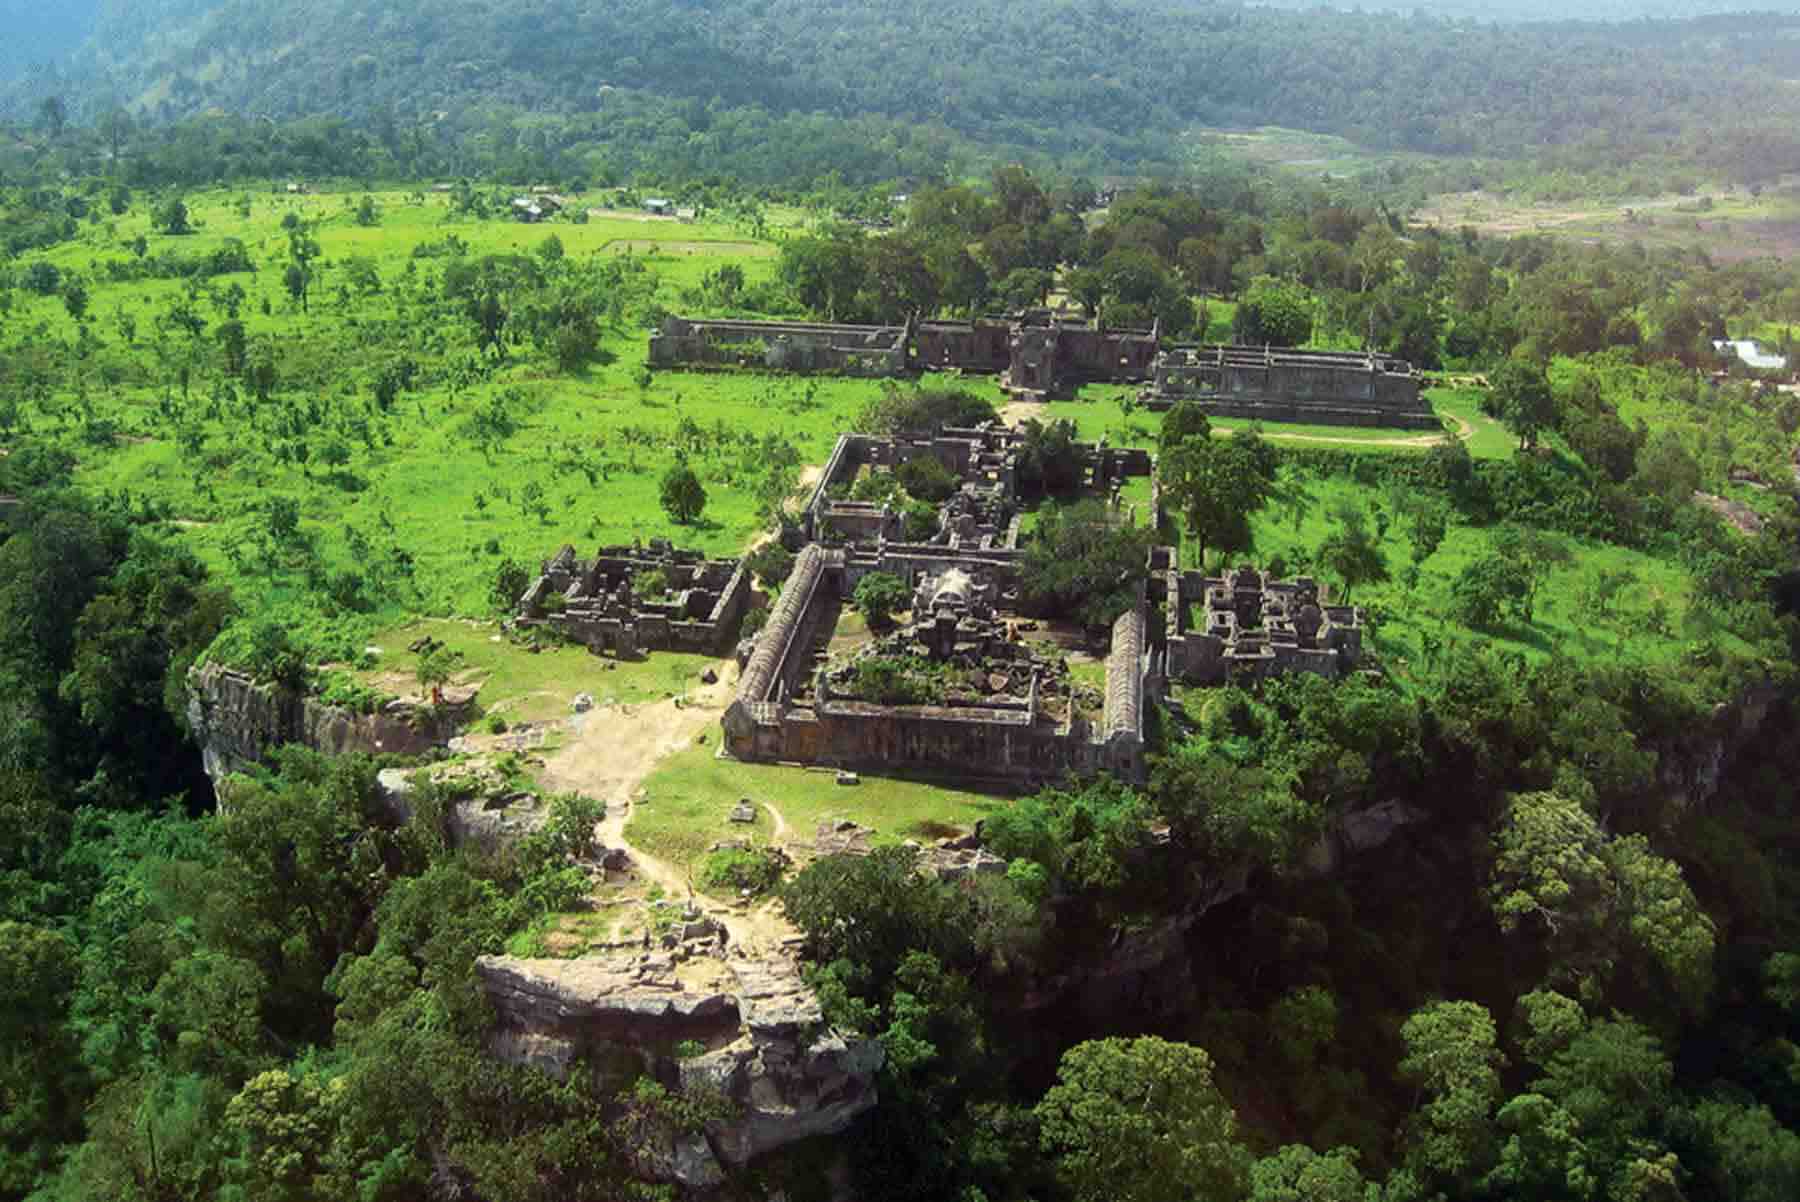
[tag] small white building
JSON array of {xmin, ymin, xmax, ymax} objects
[{"xmin": 1713, "ymin": 339, "xmax": 1788, "ymax": 371}]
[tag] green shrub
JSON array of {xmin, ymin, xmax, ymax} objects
[{"xmin": 701, "ymin": 847, "xmax": 787, "ymax": 897}]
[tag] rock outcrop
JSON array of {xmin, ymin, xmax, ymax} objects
[
  {"xmin": 187, "ymin": 662, "xmax": 468, "ymax": 784},
  {"xmin": 476, "ymin": 949, "xmax": 882, "ymax": 1187}
]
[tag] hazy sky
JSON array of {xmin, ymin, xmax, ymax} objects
[{"xmin": 0, "ymin": 1, "xmax": 101, "ymax": 78}]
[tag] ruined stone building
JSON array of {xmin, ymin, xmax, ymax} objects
[
  {"xmin": 650, "ymin": 309, "xmax": 1162, "ymax": 400},
  {"xmin": 649, "ymin": 311, "xmax": 1438, "ymax": 430},
  {"xmin": 705, "ymin": 423, "xmax": 1159, "ymax": 783},
  {"xmin": 515, "ymin": 540, "xmax": 752, "ymax": 658},
  {"xmin": 1137, "ymin": 345, "xmax": 1437, "ymax": 429},
  {"xmin": 1162, "ymin": 564, "xmax": 1364, "ymax": 684},
  {"xmin": 648, "ymin": 317, "xmax": 911, "ymax": 377},
  {"xmin": 719, "ymin": 545, "xmax": 1152, "ymax": 784},
  {"xmin": 804, "ymin": 426, "xmax": 1151, "ymax": 547}
]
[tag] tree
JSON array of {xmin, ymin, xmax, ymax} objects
[
  {"xmin": 1315, "ymin": 505, "xmax": 1388, "ymax": 602},
  {"xmin": 1632, "ymin": 430, "xmax": 1701, "ymax": 510},
  {"xmin": 1159, "ymin": 402, "xmax": 1212, "ymax": 455},
  {"xmin": 1014, "ymin": 418, "xmax": 1085, "ymax": 496},
  {"xmin": 1398, "ymin": 1000, "xmax": 1504, "ymax": 1187},
  {"xmin": 223, "ymin": 1070, "xmax": 339, "ymax": 1202},
  {"xmin": 416, "ymin": 647, "xmax": 455, "ymax": 704},
  {"xmin": 745, "ymin": 543, "xmax": 795, "ymax": 590},
  {"xmin": 38, "ymin": 95, "xmax": 66, "ymax": 139},
  {"xmin": 60, "ymin": 278, "xmax": 88, "ymax": 323},
  {"xmin": 492, "ymin": 559, "xmax": 531, "ymax": 614},
  {"xmin": 285, "ymin": 226, "xmax": 321, "ymax": 314},
  {"xmin": 1036, "ymin": 1037, "xmax": 1250, "ymax": 1202},
  {"xmin": 1488, "ymin": 790, "xmax": 1714, "ymax": 1008},
  {"xmin": 1019, "ymin": 501, "xmax": 1152, "ymax": 628},
  {"xmin": 1248, "ymin": 1145, "xmax": 1372, "ymax": 1202},
  {"xmin": 781, "ymin": 845, "xmax": 969, "ymax": 983},
  {"xmin": 851, "ymin": 571, "xmax": 909, "ymax": 628},
  {"xmin": 1233, "ymin": 277, "xmax": 1313, "ymax": 347},
  {"xmin": 1490, "ymin": 357, "xmax": 1558, "ymax": 451},
  {"xmin": 1161, "ymin": 435, "xmax": 1275, "ymax": 568},
  {"xmin": 99, "ymin": 107, "xmax": 134, "ymax": 165},
  {"xmin": 354, "ymin": 195, "xmax": 380, "ymax": 227},
  {"xmin": 660, "ymin": 463, "xmax": 707, "ymax": 525},
  {"xmin": 0, "ymin": 922, "xmax": 81, "ymax": 1193},
  {"xmin": 1451, "ymin": 551, "xmax": 1533, "ymax": 629},
  {"xmin": 153, "ymin": 196, "xmax": 192, "ymax": 236}
]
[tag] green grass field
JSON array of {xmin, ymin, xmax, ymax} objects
[
  {"xmin": 348, "ymin": 617, "xmax": 719, "ymax": 720},
  {"xmin": 11, "ymin": 188, "xmax": 916, "ymax": 660},
  {"xmin": 630, "ymin": 742, "xmax": 1014, "ymax": 877},
  {"xmin": 11, "ymin": 183, "xmax": 1749, "ymax": 715},
  {"xmin": 1211, "ymin": 470, "xmax": 1748, "ymax": 678}
]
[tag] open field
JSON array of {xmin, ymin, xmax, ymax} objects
[
  {"xmin": 349, "ymin": 616, "xmax": 718, "ymax": 720},
  {"xmin": 1412, "ymin": 182, "xmax": 1800, "ymax": 262},
  {"xmin": 1205, "ymin": 470, "xmax": 1755, "ymax": 678},
  {"xmin": 630, "ymin": 742, "xmax": 1013, "ymax": 879}
]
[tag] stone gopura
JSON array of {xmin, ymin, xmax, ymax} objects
[
  {"xmin": 650, "ymin": 309, "xmax": 1162, "ymax": 400},
  {"xmin": 1138, "ymin": 344, "xmax": 1437, "ymax": 429},
  {"xmin": 1163, "ymin": 564, "xmax": 1364, "ymax": 684}
]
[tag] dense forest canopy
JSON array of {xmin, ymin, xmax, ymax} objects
[{"xmin": 10, "ymin": 0, "xmax": 1800, "ymax": 188}]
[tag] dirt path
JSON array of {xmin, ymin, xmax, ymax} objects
[
  {"xmin": 762, "ymin": 800, "xmax": 792, "ymax": 846},
  {"xmin": 537, "ymin": 659, "xmax": 798, "ymax": 953}
]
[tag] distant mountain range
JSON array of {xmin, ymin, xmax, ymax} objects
[{"xmin": 9, "ymin": 0, "xmax": 1800, "ymax": 181}]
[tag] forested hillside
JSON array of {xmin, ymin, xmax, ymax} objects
[{"xmin": 12, "ymin": 0, "xmax": 1800, "ymax": 187}]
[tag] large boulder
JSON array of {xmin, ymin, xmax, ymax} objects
[{"xmin": 476, "ymin": 948, "xmax": 882, "ymax": 1185}]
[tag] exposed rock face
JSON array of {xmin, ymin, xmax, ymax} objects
[
  {"xmin": 1657, "ymin": 683, "xmax": 1782, "ymax": 815},
  {"xmin": 187, "ymin": 662, "xmax": 467, "ymax": 784},
  {"xmin": 375, "ymin": 768, "xmax": 550, "ymax": 850},
  {"xmin": 476, "ymin": 950, "xmax": 881, "ymax": 1186}
]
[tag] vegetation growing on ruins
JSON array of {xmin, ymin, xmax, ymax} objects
[{"xmin": 0, "ymin": 59, "xmax": 1799, "ymax": 1202}]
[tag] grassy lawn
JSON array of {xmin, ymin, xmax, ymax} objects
[
  {"xmin": 1032, "ymin": 382, "xmax": 1486, "ymax": 455},
  {"xmin": 11, "ymin": 187, "xmax": 912, "ymax": 662},
  {"xmin": 1421, "ymin": 385, "xmax": 1514, "ymax": 460},
  {"xmin": 631, "ymin": 742, "xmax": 1014, "ymax": 876},
  {"xmin": 351, "ymin": 617, "xmax": 719, "ymax": 721}
]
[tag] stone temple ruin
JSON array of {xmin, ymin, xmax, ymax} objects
[
  {"xmin": 507, "ymin": 423, "xmax": 1366, "ymax": 788},
  {"xmin": 1137, "ymin": 344, "xmax": 1436, "ymax": 430},
  {"xmin": 722, "ymin": 543, "xmax": 1151, "ymax": 784},
  {"xmin": 722, "ymin": 424, "xmax": 1155, "ymax": 784},
  {"xmin": 650, "ymin": 309, "xmax": 1163, "ymax": 401},
  {"xmin": 515, "ymin": 539, "xmax": 751, "ymax": 658},
  {"xmin": 1162, "ymin": 563, "xmax": 1363, "ymax": 685},
  {"xmin": 649, "ymin": 309, "xmax": 1435, "ymax": 427}
]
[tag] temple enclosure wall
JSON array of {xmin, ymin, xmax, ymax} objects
[
  {"xmin": 649, "ymin": 309, "xmax": 1165, "ymax": 400},
  {"xmin": 648, "ymin": 313, "xmax": 1437, "ymax": 429},
  {"xmin": 721, "ymin": 542, "xmax": 1149, "ymax": 785},
  {"xmin": 1138, "ymin": 345, "xmax": 1438, "ymax": 429}
]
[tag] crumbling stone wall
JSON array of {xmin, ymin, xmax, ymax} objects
[
  {"xmin": 1139, "ymin": 346, "xmax": 1438, "ymax": 430},
  {"xmin": 651, "ymin": 310, "xmax": 1161, "ymax": 400},
  {"xmin": 805, "ymin": 429, "xmax": 1149, "ymax": 546},
  {"xmin": 649, "ymin": 317, "xmax": 909, "ymax": 377},
  {"xmin": 722, "ymin": 549, "xmax": 1151, "ymax": 784}
]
